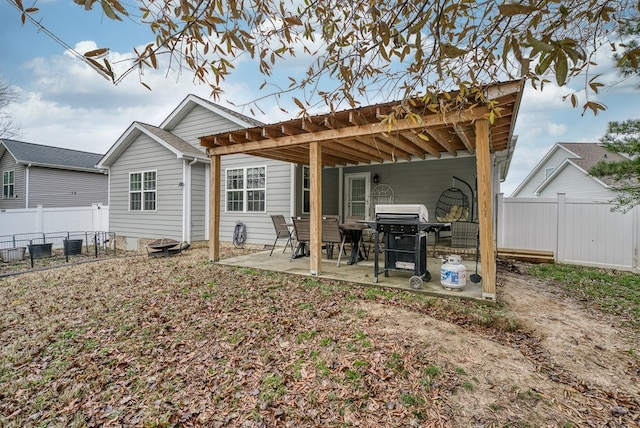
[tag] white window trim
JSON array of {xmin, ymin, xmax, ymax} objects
[
  {"xmin": 225, "ymin": 165, "xmax": 267, "ymax": 213},
  {"xmin": 129, "ymin": 170, "xmax": 157, "ymax": 212},
  {"xmin": 2, "ymin": 170, "xmax": 15, "ymax": 199},
  {"xmin": 302, "ymin": 165, "xmax": 310, "ymax": 214},
  {"xmin": 544, "ymin": 167, "xmax": 555, "ymax": 178}
]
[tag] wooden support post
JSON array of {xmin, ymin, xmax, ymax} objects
[
  {"xmin": 309, "ymin": 141, "xmax": 322, "ymax": 275},
  {"xmin": 475, "ymin": 119, "xmax": 496, "ymax": 299},
  {"xmin": 209, "ymin": 154, "xmax": 221, "ymax": 262}
]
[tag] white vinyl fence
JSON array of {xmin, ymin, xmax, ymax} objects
[
  {"xmin": 497, "ymin": 193, "xmax": 640, "ymax": 271},
  {"xmin": 0, "ymin": 204, "xmax": 109, "ymax": 236}
]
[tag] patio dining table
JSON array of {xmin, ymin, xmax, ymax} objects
[
  {"xmin": 339, "ymin": 223, "xmax": 370, "ymax": 265},
  {"xmin": 288, "ymin": 220, "xmax": 369, "ymax": 265}
]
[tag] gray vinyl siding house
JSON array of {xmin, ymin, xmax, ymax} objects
[
  {"xmin": 99, "ymin": 93, "xmax": 507, "ymax": 251},
  {"xmin": 510, "ymin": 142, "xmax": 623, "ymax": 200},
  {"xmin": 98, "ymin": 94, "xmax": 294, "ymax": 250},
  {"xmin": 0, "ymin": 139, "xmax": 107, "ymax": 209},
  {"xmin": 342, "ymin": 156, "xmax": 480, "ymax": 212}
]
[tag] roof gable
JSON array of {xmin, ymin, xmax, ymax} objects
[
  {"xmin": 533, "ymin": 158, "xmax": 610, "ymax": 195},
  {"xmin": 557, "ymin": 143, "xmax": 627, "ymax": 186},
  {"xmin": 160, "ymin": 94, "xmax": 263, "ymax": 130},
  {"xmin": 97, "ymin": 122, "xmax": 209, "ymax": 168},
  {"xmin": 0, "ymin": 139, "xmax": 103, "ymax": 172},
  {"xmin": 98, "ymin": 94, "xmax": 262, "ymax": 168},
  {"xmin": 511, "ymin": 142, "xmax": 624, "ymax": 196}
]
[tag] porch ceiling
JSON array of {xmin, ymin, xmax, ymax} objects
[{"xmin": 200, "ymin": 80, "xmax": 524, "ymax": 167}]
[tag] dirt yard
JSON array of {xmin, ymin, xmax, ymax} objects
[
  {"xmin": 0, "ymin": 247, "xmax": 638, "ymax": 427},
  {"xmin": 365, "ymin": 266, "xmax": 639, "ymax": 426}
]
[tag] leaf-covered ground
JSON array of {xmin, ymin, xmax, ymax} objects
[{"xmin": 0, "ymin": 247, "xmax": 638, "ymax": 427}]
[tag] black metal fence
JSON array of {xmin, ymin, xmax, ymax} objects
[{"xmin": 0, "ymin": 231, "xmax": 117, "ymax": 270}]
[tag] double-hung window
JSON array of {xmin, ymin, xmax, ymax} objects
[
  {"xmin": 226, "ymin": 166, "xmax": 266, "ymax": 212},
  {"xmin": 129, "ymin": 171, "xmax": 156, "ymax": 211},
  {"xmin": 2, "ymin": 171, "xmax": 14, "ymax": 199}
]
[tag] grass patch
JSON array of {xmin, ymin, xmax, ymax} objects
[
  {"xmin": 259, "ymin": 373, "xmax": 287, "ymax": 402},
  {"xmin": 525, "ymin": 263, "xmax": 640, "ymax": 328},
  {"xmin": 400, "ymin": 392, "xmax": 425, "ymax": 407},
  {"xmin": 386, "ymin": 352, "xmax": 407, "ymax": 375},
  {"xmin": 421, "ymin": 364, "xmax": 441, "ymax": 389},
  {"xmin": 237, "ymin": 267, "xmax": 259, "ymax": 275},
  {"xmin": 363, "ymin": 287, "xmax": 395, "ymax": 300}
]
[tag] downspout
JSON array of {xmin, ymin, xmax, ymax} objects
[
  {"xmin": 25, "ymin": 163, "xmax": 31, "ymax": 208},
  {"xmin": 183, "ymin": 158, "xmax": 198, "ymax": 243}
]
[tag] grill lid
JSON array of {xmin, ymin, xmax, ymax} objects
[{"xmin": 375, "ymin": 204, "xmax": 429, "ymax": 223}]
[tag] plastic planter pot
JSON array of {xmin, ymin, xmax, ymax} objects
[
  {"xmin": 28, "ymin": 243, "xmax": 53, "ymax": 259},
  {"xmin": 0, "ymin": 247, "xmax": 27, "ymax": 262},
  {"xmin": 64, "ymin": 239, "xmax": 83, "ymax": 256}
]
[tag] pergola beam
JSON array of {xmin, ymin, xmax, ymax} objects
[{"xmin": 202, "ymin": 109, "xmax": 488, "ymax": 155}]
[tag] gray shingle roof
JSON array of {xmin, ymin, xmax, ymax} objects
[
  {"xmin": 558, "ymin": 142, "xmax": 627, "ymax": 186},
  {"xmin": 1, "ymin": 139, "xmax": 103, "ymax": 170},
  {"xmin": 135, "ymin": 122, "xmax": 209, "ymax": 159}
]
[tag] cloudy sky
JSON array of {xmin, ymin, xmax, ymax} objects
[{"xmin": 1, "ymin": 1, "xmax": 640, "ymax": 196}]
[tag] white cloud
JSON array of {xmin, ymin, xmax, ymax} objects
[
  {"xmin": 10, "ymin": 41, "xmax": 280, "ymax": 154},
  {"xmin": 546, "ymin": 123, "xmax": 567, "ymax": 137}
]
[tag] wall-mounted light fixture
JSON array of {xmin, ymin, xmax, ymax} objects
[{"xmin": 373, "ymin": 173, "xmax": 379, "ymax": 184}]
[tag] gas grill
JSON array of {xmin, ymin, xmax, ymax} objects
[{"xmin": 372, "ymin": 204, "xmax": 447, "ymax": 289}]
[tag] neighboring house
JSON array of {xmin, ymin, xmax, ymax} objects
[
  {"xmin": 0, "ymin": 139, "xmax": 107, "ymax": 209},
  {"xmin": 510, "ymin": 142, "xmax": 626, "ymax": 200},
  {"xmin": 97, "ymin": 94, "xmax": 296, "ymax": 250}
]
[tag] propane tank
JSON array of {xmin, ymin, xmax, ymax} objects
[{"xmin": 440, "ymin": 255, "xmax": 467, "ymax": 290}]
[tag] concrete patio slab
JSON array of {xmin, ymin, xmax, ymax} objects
[{"xmin": 216, "ymin": 246, "xmax": 493, "ymax": 304}]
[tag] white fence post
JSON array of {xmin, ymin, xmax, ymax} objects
[
  {"xmin": 35, "ymin": 205, "xmax": 44, "ymax": 232},
  {"xmin": 496, "ymin": 193, "xmax": 504, "ymax": 248},
  {"xmin": 556, "ymin": 193, "xmax": 565, "ymax": 263}
]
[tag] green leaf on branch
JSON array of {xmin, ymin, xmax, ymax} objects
[
  {"xmin": 526, "ymin": 34, "xmax": 554, "ymax": 53},
  {"xmin": 101, "ymin": 1, "xmax": 121, "ymax": 20},
  {"xmin": 441, "ymin": 43, "xmax": 467, "ymax": 58},
  {"xmin": 554, "ymin": 52, "xmax": 568, "ymax": 86}
]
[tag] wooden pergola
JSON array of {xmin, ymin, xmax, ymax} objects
[{"xmin": 200, "ymin": 79, "xmax": 524, "ymax": 299}]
